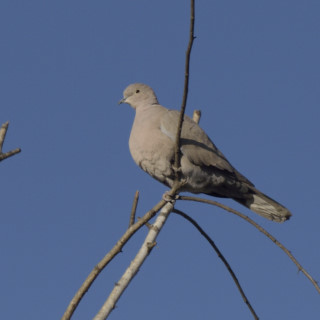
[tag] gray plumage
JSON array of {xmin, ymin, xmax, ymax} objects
[{"xmin": 119, "ymin": 83, "xmax": 291, "ymax": 222}]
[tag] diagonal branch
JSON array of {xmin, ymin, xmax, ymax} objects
[
  {"xmin": 0, "ymin": 121, "xmax": 21, "ymax": 162},
  {"xmin": 61, "ymin": 185, "xmax": 181, "ymax": 320},
  {"xmin": 179, "ymin": 195, "xmax": 320, "ymax": 294},
  {"xmin": 93, "ymin": 202, "xmax": 175, "ymax": 320},
  {"xmin": 62, "ymin": 200, "xmax": 165, "ymax": 320},
  {"xmin": 173, "ymin": 208, "xmax": 259, "ymax": 320}
]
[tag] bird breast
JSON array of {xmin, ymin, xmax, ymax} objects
[{"xmin": 129, "ymin": 106, "xmax": 174, "ymax": 183}]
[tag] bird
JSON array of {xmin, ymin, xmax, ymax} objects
[{"xmin": 119, "ymin": 83, "xmax": 291, "ymax": 222}]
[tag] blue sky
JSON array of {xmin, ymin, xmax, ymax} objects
[{"xmin": 1, "ymin": 1, "xmax": 319, "ymax": 319}]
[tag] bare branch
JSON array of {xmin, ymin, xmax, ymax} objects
[
  {"xmin": 0, "ymin": 148, "xmax": 22, "ymax": 161},
  {"xmin": 93, "ymin": 202, "xmax": 175, "ymax": 320},
  {"xmin": 0, "ymin": 121, "xmax": 21, "ymax": 162},
  {"xmin": 173, "ymin": 0, "xmax": 195, "ymax": 176},
  {"xmin": 192, "ymin": 109, "xmax": 201, "ymax": 124},
  {"xmin": 0, "ymin": 121, "xmax": 8, "ymax": 152},
  {"xmin": 61, "ymin": 186, "xmax": 181, "ymax": 320},
  {"xmin": 61, "ymin": 201, "xmax": 165, "ymax": 320},
  {"xmin": 173, "ymin": 208, "xmax": 259, "ymax": 320},
  {"xmin": 179, "ymin": 195, "xmax": 320, "ymax": 294},
  {"xmin": 129, "ymin": 190, "xmax": 139, "ymax": 227}
]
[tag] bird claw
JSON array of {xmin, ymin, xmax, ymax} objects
[
  {"xmin": 180, "ymin": 178, "xmax": 188, "ymax": 186},
  {"xmin": 162, "ymin": 191, "xmax": 178, "ymax": 203},
  {"xmin": 172, "ymin": 165, "xmax": 182, "ymax": 174}
]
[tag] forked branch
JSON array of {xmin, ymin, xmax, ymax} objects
[
  {"xmin": 61, "ymin": 197, "xmax": 168, "ymax": 320},
  {"xmin": 93, "ymin": 202, "xmax": 175, "ymax": 320},
  {"xmin": 0, "ymin": 121, "xmax": 21, "ymax": 162}
]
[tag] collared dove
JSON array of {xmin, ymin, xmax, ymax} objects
[{"xmin": 119, "ymin": 83, "xmax": 291, "ymax": 222}]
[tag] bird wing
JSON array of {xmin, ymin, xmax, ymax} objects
[{"xmin": 160, "ymin": 110, "xmax": 253, "ymax": 185}]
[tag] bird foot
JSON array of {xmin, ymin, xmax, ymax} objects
[
  {"xmin": 172, "ymin": 165, "xmax": 182, "ymax": 174},
  {"xmin": 162, "ymin": 191, "xmax": 179, "ymax": 203}
]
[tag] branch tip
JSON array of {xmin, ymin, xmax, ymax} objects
[
  {"xmin": 173, "ymin": 208, "xmax": 259, "ymax": 319},
  {"xmin": 179, "ymin": 195, "xmax": 320, "ymax": 295}
]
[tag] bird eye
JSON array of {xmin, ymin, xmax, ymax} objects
[{"xmin": 136, "ymin": 89, "xmax": 140, "ymax": 93}]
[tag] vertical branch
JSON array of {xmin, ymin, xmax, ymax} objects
[
  {"xmin": 129, "ymin": 190, "xmax": 139, "ymax": 227},
  {"xmin": 173, "ymin": 0, "xmax": 195, "ymax": 176},
  {"xmin": 192, "ymin": 110, "xmax": 201, "ymax": 124}
]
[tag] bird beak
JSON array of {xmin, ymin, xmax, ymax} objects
[{"xmin": 118, "ymin": 98, "xmax": 126, "ymax": 105}]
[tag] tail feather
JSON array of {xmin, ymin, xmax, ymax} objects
[{"xmin": 235, "ymin": 187, "xmax": 291, "ymax": 222}]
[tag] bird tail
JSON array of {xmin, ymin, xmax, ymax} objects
[{"xmin": 235, "ymin": 186, "xmax": 292, "ymax": 222}]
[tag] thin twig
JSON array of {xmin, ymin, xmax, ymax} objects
[
  {"xmin": 0, "ymin": 121, "xmax": 8, "ymax": 153},
  {"xmin": 93, "ymin": 202, "xmax": 175, "ymax": 320},
  {"xmin": 0, "ymin": 148, "xmax": 22, "ymax": 161},
  {"xmin": 129, "ymin": 190, "xmax": 139, "ymax": 227},
  {"xmin": 0, "ymin": 121, "xmax": 21, "ymax": 162},
  {"xmin": 173, "ymin": 208, "xmax": 259, "ymax": 320},
  {"xmin": 173, "ymin": 0, "xmax": 195, "ymax": 177},
  {"xmin": 192, "ymin": 109, "xmax": 201, "ymax": 124},
  {"xmin": 179, "ymin": 195, "xmax": 320, "ymax": 294}
]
